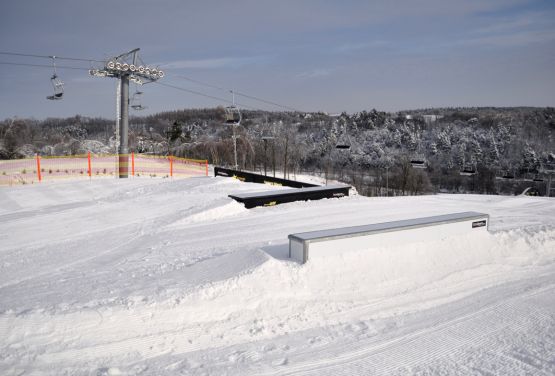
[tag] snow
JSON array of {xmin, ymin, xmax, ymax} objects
[{"xmin": 0, "ymin": 176, "xmax": 554, "ymax": 375}]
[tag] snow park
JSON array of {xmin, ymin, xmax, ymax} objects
[
  {"xmin": 2, "ymin": 2, "xmax": 555, "ymax": 375},
  {"xmin": 1, "ymin": 163, "xmax": 554, "ymax": 375}
]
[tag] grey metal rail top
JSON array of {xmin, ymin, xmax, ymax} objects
[
  {"xmin": 289, "ymin": 212, "xmax": 489, "ymax": 243},
  {"xmin": 229, "ymin": 184, "xmax": 349, "ymax": 200}
]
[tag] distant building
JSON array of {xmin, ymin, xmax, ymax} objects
[
  {"xmin": 405, "ymin": 114, "xmax": 443, "ymax": 124},
  {"xmin": 422, "ymin": 115, "xmax": 442, "ymax": 124}
]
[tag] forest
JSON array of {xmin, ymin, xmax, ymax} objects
[{"xmin": 1, "ymin": 107, "xmax": 554, "ymax": 196}]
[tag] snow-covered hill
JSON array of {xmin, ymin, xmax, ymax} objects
[{"xmin": 0, "ymin": 177, "xmax": 554, "ymax": 375}]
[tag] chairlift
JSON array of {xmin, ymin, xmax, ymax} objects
[
  {"xmin": 335, "ymin": 132, "xmax": 351, "ymax": 150},
  {"xmin": 224, "ymin": 105, "xmax": 241, "ymax": 125},
  {"xmin": 410, "ymin": 159, "xmax": 427, "ymax": 169},
  {"xmin": 502, "ymin": 171, "xmax": 515, "ymax": 179},
  {"xmin": 131, "ymin": 104, "xmax": 147, "ymax": 111},
  {"xmin": 335, "ymin": 123, "xmax": 351, "ymax": 150},
  {"xmin": 335, "ymin": 144, "xmax": 351, "ymax": 150},
  {"xmin": 533, "ymin": 175, "xmax": 544, "ymax": 182},
  {"xmin": 130, "ymin": 87, "xmax": 146, "ymax": 111},
  {"xmin": 459, "ymin": 166, "xmax": 477, "ymax": 176},
  {"xmin": 46, "ymin": 56, "xmax": 64, "ymax": 100}
]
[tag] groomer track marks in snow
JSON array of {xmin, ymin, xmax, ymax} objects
[{"xmin": 0, "ymin": 177, "xmax": 554, "ymax": 374}]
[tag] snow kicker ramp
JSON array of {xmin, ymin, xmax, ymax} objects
[{"xmin": 1, "ymin": 178, "xmax": 554, "ymax": 375}]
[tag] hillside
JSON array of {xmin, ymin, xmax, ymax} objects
[{"xmin": 1, "ymin": 107, "xmax": 554, "ymax": 195}]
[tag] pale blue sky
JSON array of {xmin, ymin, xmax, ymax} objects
[{"xmin": 0, "ymin": 0, "xmax": 554, "ymax": 119}]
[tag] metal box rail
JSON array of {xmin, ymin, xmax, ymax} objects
[
  {"xmin": 214, "ymin": 167, "xmax": 318, "ymax": 188},
  {"xmin": 289, "ymin": 212, "xmax": 489, "ymax": 263},
  {"xmin": 229, "ymin": 184, "xmax": 351, "ymax": 209}
]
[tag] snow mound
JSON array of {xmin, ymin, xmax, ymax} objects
[
  {"xmin": 1, "ymin": 177, "xmax": 554, "ymax": 375},
  {"xmin": 170, "ymin": 201, "xmax": 248, "ymax": 226},
  {"xmin": 183, "ymin": 228, "xmax": 555, "ymax": 327}
]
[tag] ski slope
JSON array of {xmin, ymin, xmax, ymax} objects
[{"xmin": 0, "ymin": 176, "xmax": 554, "ymax": 375}]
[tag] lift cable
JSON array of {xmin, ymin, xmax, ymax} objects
[
  {"xmin": 1, "ymin": 60, "xmax": 260, "ymax": 110},
  {"xmin": 0, "ymin": 51, "xmax": 105, "ymax": 63},
  {"xmin": 0, "ymin": 61, "xmax": 90, "ymax": 71},
  {"xmin": 153, "ymin": 81, "xmax": 259, "ymax": 111},
  {"xmin": 0, "ymin": 52, "xmax": 301, "ymax": 112},
  {"xmin": 170, "ymin": 73, "xmax": 301, "ymax": 112},
  {"xmin": 234, "ymin": 90, "xmax": 300, "ymax": 112},
  {"xmin": 1, "ymin": 51, "xmax": 301, "ymax": 112}
]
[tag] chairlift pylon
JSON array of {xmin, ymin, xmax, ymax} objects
[{"xmin": 46, "ymin": 56, "xmax": 64, "ymax": 100}]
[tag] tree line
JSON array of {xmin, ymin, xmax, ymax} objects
[{"xmin": 1, "ymin": 107, "xmax": 553, "ymax": 196}]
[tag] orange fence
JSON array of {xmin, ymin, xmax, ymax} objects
[{"xmin": 0, "ymin": 153, "xmax": 208, "ymax": 186}]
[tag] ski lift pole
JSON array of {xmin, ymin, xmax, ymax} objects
[
  {"xmin": 262, "ymin": 137, "xmax": 274, "ymax": 176},
  {"xmin": 119, "ymin": 75, "xmax": 130, "ymax": 178},
  {"xmin": 386, "ymin": 166, "xmax": 389, "ymax": 197},
  {"xmin": 230, "ymin": 90, "xmax": 238, "ymax": 170}
]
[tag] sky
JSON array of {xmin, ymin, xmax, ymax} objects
[{"xmin": 0, "ymin": 0, "xmax": 554, "ymax": 119}]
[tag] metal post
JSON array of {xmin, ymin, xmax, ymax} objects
[
  {"xmin": 119, "ymin": 75, "xmax": 129, "ymax": 178},
  {"xmin": 89, "ymin": 48, "xmax": 162, "ymax": 179},
  {"xmin": 231, "ymin": 90, "xmax": 238, "ymax": 170},
  {"xmin": 386, "ymin": 167, "xmax": 389, "ymax": 197},
  {"xmin": 326, "ymin": 146, "xmax": 332, "ymax": 186},
  {"xmin": 234, "ymin": 130, "xmax": 238, "ymax": 170},
  {"xmin": 115, "ymin": 78, "xmax": 120, "ymax": 172},
  {"xmin": 263, "ymin": 139, "xmax": 268, "ymax": 176},
  {"xmin": 272, "ymin": 141, "xmax": 276, "ymax": 178}
]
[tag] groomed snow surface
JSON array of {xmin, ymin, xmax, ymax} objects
[{"xmin": 1, "ymin": 176, "xmax": 554, "ymax": 375}]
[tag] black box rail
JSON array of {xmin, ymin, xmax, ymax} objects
[
  {"xmin": 214, "ymin": 167, "xmax": 318, "ymax": 188},
  {"xmin": 229, "ymin": 184, "xmax": 351, "ymax": 209}
]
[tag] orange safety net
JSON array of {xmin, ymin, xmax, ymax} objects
[{"xmin": 0, "ymin": 154, "xmax": 208, "ymax": 186}]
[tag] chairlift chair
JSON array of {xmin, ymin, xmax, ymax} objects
[
  {"xmin": 130, "ymin": 88, "xmax": 146, "ymax": 111},
  {"xmin": 335, "ymin": 133, "xmax": 351, "ymax": 150},
  {"xmin": 47, "ymin": 74, "xmax": 64, "ymax": 100},
  {"xmin": 410, "ymin": 136, "xmax": 426, "ymax": 169},
  {"xmin": 459, "ymin": 166, "xmax": 477, "ymax": 176},
  {"xmin": 335, "ymin": 124, "xmax": 351, "ymax": 150},
  {"xmin": 410, "ymin": 159, "xmax": 427, "ymax": 169},
  {"xmin": 224, "ymin": 105, "xmax": 241, "ymax": 125},
  {"xmin": 502, "ymin": 171, "xmax": 515, "ymax": 179},
  {"xmin": 46, "ymin": 56, "xmax": 64, "ymax": 100}
]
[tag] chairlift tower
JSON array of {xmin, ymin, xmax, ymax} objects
[
  {"xmin": 89, "ymin": 48, "xmax": 164, "ymax": 178},
  {"xmin": 224, "ymin": 90, "xmax": 241, "ymax": 170}
]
